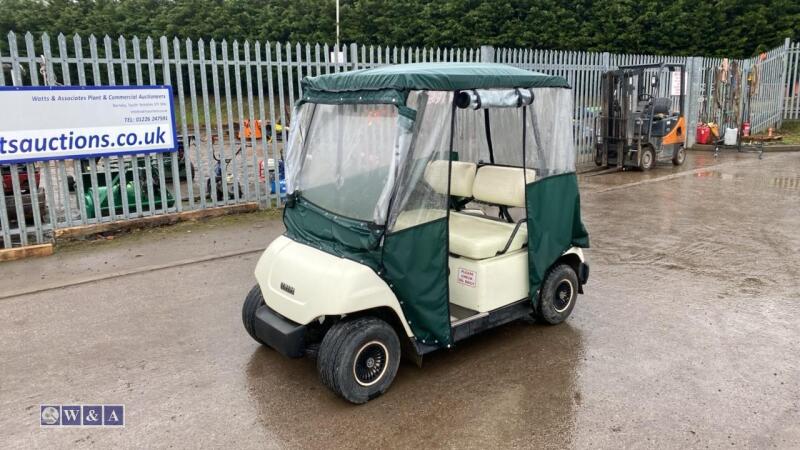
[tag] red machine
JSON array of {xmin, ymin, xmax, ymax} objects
[
  {"xmin": 696, "ymin": 123, "xmax": 711, "ymax": 145},
  {"xmin": 2, "ymin": 165, "xmax": 40, "ymax": 195}
]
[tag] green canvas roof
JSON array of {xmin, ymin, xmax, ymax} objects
[{"xmin": 301, "ymin": 63, "xmax": 570, "ymax": 92}]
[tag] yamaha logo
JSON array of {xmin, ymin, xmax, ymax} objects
[{"xmin": 280, "ymin": 282, "xmax": 295, "ymax": 295}]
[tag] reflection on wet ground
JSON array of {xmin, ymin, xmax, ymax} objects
[
  {"xmin": 694, "ymin": 168, "xmax": 800, "ymax": 191},
  {"xmin": 578, "ymin": 151, "xmax": 751, "ymax": 191},
  {"xmin": 245, "ymin": 321, "xmax": 583, "ymax": 448},
  {"xmin": 0, "ymin": 150, "xmax": 798, "ymax": 448}
]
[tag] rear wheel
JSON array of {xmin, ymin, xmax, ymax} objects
[
  {"xmin": 639, "ymin": 145, "xmax": 655, "ymax": 171},
  {"xmin": 242, "ymin": 285, "xmax": 266, "ymax": 345},
  {"xmin": 317, "ymin": 317, "xmax": 401, "ymax": 404},
  {"xmin": 536, "ymin": 264, "xmax": 579, "ymax": 325},
  {"xmin": 672, "ymin": 146, "xmax": 686, "ymax": 166}
]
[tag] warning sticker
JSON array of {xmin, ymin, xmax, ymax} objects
[{"xmin": 457, "ymin": 268, "xmax": 477, "ymax": 287}]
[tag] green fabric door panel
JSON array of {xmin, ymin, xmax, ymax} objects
[
  {"xmin": 525, "ymin": 172, "xmax": 590, "ymax": 301},
  {"xmin": 283, "ymin": 197, "xmax": 383, "ymax": 270},
  {"xmin": 382, "ymin": 218, "xmax": 451, "ymax": 346}
]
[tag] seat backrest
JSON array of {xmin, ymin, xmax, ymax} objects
[
  {"xmin": 424, "ymin": 160, "xmax": 477, "ymax": 197},
  {"xmin": 472, "ymin": 165, "xmax": 536, "ymax": 208},
  {"xmin": 652, "ymin": 97, "xmax": 672, "ymax": 115}
]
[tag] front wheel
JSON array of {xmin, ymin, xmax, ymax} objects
[
  {"xmin": 536, "ymin": 264, "xmax": 579, "ymax": 325},
  {"xmin": 317, "ymin": 317, "xmax": 401, "ymax": 404},
  {"xmin": 672, "ymin": 146, "xmax": 686, "ymax": 166},
  {"xmin": 639, "ymin": 145, "xmax": 655, "ymax": 171}
]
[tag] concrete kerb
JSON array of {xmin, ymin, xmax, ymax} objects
[{"xmin": 54, "ymin": 202, "xmax": 260, "ymax": 241}]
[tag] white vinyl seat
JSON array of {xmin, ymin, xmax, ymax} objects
[
  {"xmin": 392, "ymin": 160, "xmax": 477, "ymax": 232},
  {"xmin": 403, "ymin": 162, "xmax": 534, "ymax": 260},
  {"xmin": 448, "ymin": 165, "xmax": 536, "ymax": 260},
  {"xmin": 423, "ymin": 160, "xmax": 477, "ymax": 197},
  {"xmin": 449, "ymin": 213, "xmax": 527, "ymax": 259}
]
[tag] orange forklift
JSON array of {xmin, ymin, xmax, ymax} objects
[{"xmin": 595, "ymin": 63, "xmax": 687, "ymax": 170}]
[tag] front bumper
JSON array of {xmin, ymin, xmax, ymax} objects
[{"xmin": 254, "ymin": 304, "xmax": 307, "ymax": 358}]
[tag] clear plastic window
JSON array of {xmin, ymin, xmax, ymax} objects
[
  {"xmin": 454, "ymin": 107, "xmax": 490, "ymax": 164},
  {"xmin": 294, "ymin": 103, "xmax": 400, "ymax": 222},
  {"xmin": 454, "ymin": 88, "xmax": 575, "ymax": 177},
  {"xmin": 525, "ymin": 88, "xmax": 575, "ymax": 176},
  {"xmin": 388, "ymin": 91, "xmax": 454, "ymax": 232}
]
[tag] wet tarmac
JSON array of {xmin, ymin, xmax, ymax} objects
[{"xmin": 1, "ymin": 151, "xmax": 798, "ymax": 448}]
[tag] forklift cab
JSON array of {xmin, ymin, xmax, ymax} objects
[{"xmin": 596, "ymin": 63, "xmax": 686, "ymax": 170}]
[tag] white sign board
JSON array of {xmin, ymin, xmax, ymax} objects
[
  {"xmin": 670, "ymin": 70, "xmax": 687, "ymax": 96},
  {"xmin": 329, "ymin": 51, "xmax": 345, "ymax": 63},
  {"xmin": 0, "ymin": 86, "xmax": 176, "ymax": 164}
]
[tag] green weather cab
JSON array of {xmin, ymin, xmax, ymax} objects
[{"xmin": 242, "ymin": 63, "xmax": 590, "ymax": 404}]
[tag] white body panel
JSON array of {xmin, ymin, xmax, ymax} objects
[
  {"xmin": 254, "ymin": 236, "xmax": 413, "ymax": 336},
  {"xmin": 255, "ymin": 236, "xmax": 585, "ymax": 336},
  {"xmin": 449, "ymin": 246, "xmax": 585, "ymax": 313},
  {"xmin": 449, "ymin": 250, "xmax": 529, "ymax": 312}
]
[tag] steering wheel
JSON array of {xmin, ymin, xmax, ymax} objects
[{"xmin": 638, "ymin": 93, "xmax": 653, "ymax": 102}]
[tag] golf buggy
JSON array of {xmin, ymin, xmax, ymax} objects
[
  {"xmin": 595, "ymin": 63, "xmax": 687, "ymax": 170},
  {"xmin": 242, "ymin": 63, "xmax": 590, "ymax": 403}
]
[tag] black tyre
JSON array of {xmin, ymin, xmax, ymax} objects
[
  {"xmin": 536, "ymin": 264, "xmax": 579, "ymax": 325},
  {"xmin": 595, "ymin": 151, "xmax": 603, "ymax": 166},
  {"xmin": 672, "ymin": 146, "xmax": 686, "ymax": 166},
  {"xmin": 242, "ymin": 284, "xmax": 266, "ymax": 345},
  {"xmin": 317, "ymin": 317, "xmax": 401, "ymax": 404},
  {"xmin": 639, "ymin": 145, "xmax": 655, "ymax": 171}
]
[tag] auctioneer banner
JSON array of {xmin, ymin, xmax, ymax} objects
[{"xmin": 0, "ymin": 85, "xmax": 177, "ymax": 164}]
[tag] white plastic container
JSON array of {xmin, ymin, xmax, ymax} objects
[{"xmin": 724, "ymin": 127, "xmax": 738, "ymax": 146}]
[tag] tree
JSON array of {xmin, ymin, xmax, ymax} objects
[{"xmin": 0, "ymin": 0, "xmax": 797, "ymax": 58}]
